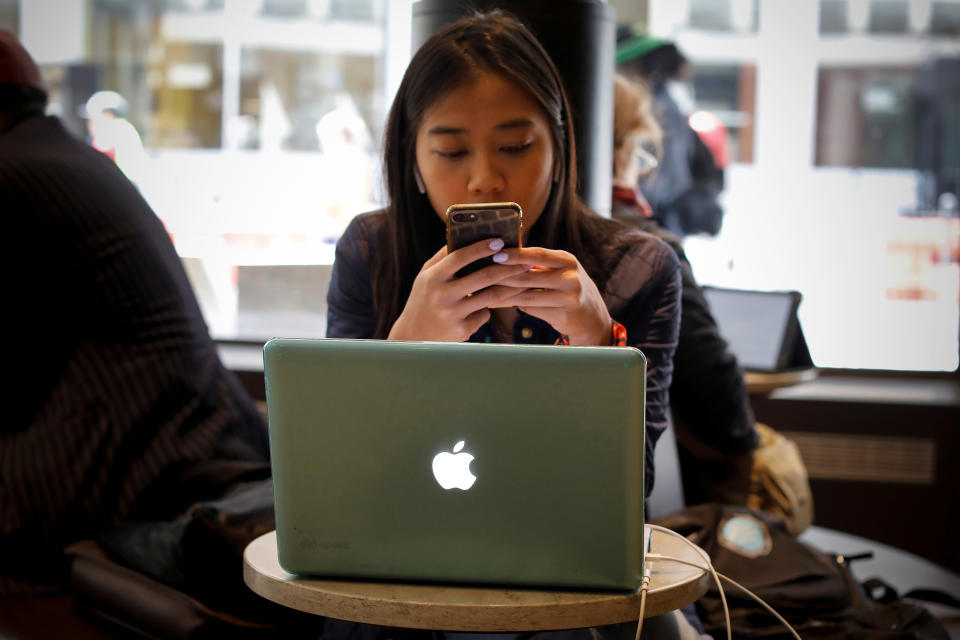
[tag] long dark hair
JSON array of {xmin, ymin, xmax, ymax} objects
[{"xmin": 373, "ymin": 10, "xmax": 622, "ymax": 338}]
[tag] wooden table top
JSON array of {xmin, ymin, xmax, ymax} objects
[{"xmin": 243, "ymin": 526, "xmax": 710, "ymax": 632}]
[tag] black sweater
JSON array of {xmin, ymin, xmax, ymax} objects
[{"xmin": 0, "ymin": 113, "xmax": 270, "ymax": 592}]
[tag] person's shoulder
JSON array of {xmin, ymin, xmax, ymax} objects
[
  {"xmin": 340, "ymin": 209, "xmax": 388, "ymax": 243},
  {"xmin": 610, "ymin": 206, "xmax": 686, "ymax": 258},
  {"xmin": 343, "ymin": 209, "xmax": 387, "ymax": 237},
  {"xmin": 594, "ymin": 220, "xmax": 682, "ymax": 319},
  {"xmin": 336, "ymin": 209, "xmax": 389, "ymax": 262},
  {"xmin": 1, "ymin": 114, "xmax": 118, "ymax": 177},
  {"xmin": 603, "ymin": 220, "xmax": 679, "ymax": 265},
  {"xmin": 603, "ymin": 223, "xmax": 681, "ymax": 293},
  {"xmin": 346, "ymin": 209, "xmax": 388, "ymax": 232}
]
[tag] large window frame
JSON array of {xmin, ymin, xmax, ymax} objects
[{"xmin": 639, "ymin": 0, "xmax": 960, "ymax": 372}]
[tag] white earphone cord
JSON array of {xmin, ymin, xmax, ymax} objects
[{"xmin": 635, "ymin": 524, "xmax": 802, "ymax": 640}]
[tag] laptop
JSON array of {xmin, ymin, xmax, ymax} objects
[
  {"xmin": 263, "ymin": 338, "xmax": 646, "ymax": 591},
  {"xmin": 701, "ymin": 287, "xmax": 812, "ymax": 372}
]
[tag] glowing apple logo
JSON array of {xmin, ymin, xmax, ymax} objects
[{"xmin": 431, "ymin": 440, "xmax": 477, "ymax": 490}]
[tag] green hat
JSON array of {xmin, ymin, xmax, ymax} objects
[{"xmin": 615, "ymin": 27, "xmax": 668, "ymax": 64}]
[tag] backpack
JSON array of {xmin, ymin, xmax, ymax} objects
[{"xmin": 652, "ymin": 504, "xmax": 951, "ymax": 640}]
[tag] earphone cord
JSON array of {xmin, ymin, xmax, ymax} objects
[{"xmin": 635, "ymin": 524, "xmax": 802, "ymax": 640}]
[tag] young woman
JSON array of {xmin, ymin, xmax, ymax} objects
[{"xmin": 327, "ymin": 11, "xmax": 682, "ymax": 500}]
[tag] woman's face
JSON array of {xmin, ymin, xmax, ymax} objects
[{"xmin": 414, "ymin": 71, "xmax": 556, "ymax": 239}]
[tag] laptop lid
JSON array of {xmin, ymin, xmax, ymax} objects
[
  {"xmin": 702, "ymin": 287, "xmax": 806, "ymax": 372},
  {"xmin": 264, "ymin": 338, "xmax": 646, "ymax": 591}
]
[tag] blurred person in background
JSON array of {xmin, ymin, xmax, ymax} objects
[
  {"xmin": 0, "ymin": 30, "xmax": 270, "ymax": 594},
  {"xmin": 315, "ymin": 94, "xmax": 376, "ymax": 243},
  {"xmin": 81, "ymin": 89, "xmax": 149, "ymax": 188},
  {"xmin": 615, "ymin": 26, "xmax": 726, "ymax": 240},
  {"xmin": 612, "ymin": 72, "xmax": 758, "ymax": 507}
]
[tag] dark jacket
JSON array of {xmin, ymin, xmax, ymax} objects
[
  {"xmin": 1, "ymin": 113, "xmax": 270, "ymax": 592},
  {"xmin": 639, "ymin": 83, "xmax": 725, "ymax": 239},
  {"xmin": 326, "ymin": 210, "xmax": 682, "ymax": 498},
  {"xmin": 612, "ymin": 195, "xmax": 757, "ymax": 456}
]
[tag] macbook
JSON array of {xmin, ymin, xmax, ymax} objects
[{"xmin": 263, "ymin": 338, "xmax": 646, "ymax": 591}]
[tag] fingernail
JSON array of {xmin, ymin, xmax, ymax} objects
[
  {"xmin": 488, "ymin": 238, "xmax": 504, "ymax": 251},
  {"xmin": 492, "ymin": 252, "xmax": 508, "ymax": 263},
  {"xmin": 523, "ymin": 264, "xmax": 533, "ymax": 270}
]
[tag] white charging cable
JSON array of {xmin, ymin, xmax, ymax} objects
[{"xmin": 635, "ymin": 524, "xmax": 802, "ymax": 640}]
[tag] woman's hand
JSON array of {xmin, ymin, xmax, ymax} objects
[
  {"xmin": 388, "ymin": 238, "xmax": 531, "ymax": 342},
  {"xmin": 495, "ymin": 247, "xmax": 614, "ymax": 346}
]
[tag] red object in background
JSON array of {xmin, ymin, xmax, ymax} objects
[{"xmin": 689, "ymin": 110, "xmax": 729, "ymax": 169}]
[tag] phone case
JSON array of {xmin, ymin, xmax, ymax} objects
[{"xmin": 445, "ymin": 203, "xmax": 522, "ymax": 277}]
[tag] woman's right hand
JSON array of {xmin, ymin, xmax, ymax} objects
[{"xmin": 387, "ymin": 238, "xmax": 530, "ymax": 342}]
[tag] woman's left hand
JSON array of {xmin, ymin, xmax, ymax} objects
[{"xmin": 495, "ymin": 247, "xmax": 614, "ymax": 346}]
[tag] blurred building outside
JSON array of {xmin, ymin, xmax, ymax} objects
[
  {"xmin": 642, "ymin": 0, "xmax": 960, "ymax": 372},
  {"xmin": 3, "ymin": 0, "xmax": 958, "ymax": 371}
]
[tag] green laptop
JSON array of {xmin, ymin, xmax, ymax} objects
[{"xmin": 263, "ymin": 338, "xmax": 646, "ymax": 591}]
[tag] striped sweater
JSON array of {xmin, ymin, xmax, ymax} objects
[{"xmin": 0, "ymin": 113, "xmax": 270, "ymax": 593}]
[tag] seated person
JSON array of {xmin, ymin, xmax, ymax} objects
[
  {"xmin": 326, "ymin": 10, "xmax": 681, "ymax": 505},
  {"xmin": 611, "ymin": 73, "xmax": 759, "ymax": 506},
  {"xmin": 324, "ymin": 12, "xmax": 717, "ymax": 638},
  {"xmin": 615, "ymin": 30, "xmax": 726, "ymax": 240},
  {"xmin": 0, "ymin": 31, "xmax": 270, "ymax": 594}
]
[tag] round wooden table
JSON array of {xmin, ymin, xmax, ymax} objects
[{"xmin": 243, "ymin": 526, "xmax": 710, "ymax": 632}]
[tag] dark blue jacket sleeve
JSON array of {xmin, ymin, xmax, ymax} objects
[{"xmin": 326, "ymin": 213, "xmax": 378, "ymax": 339}]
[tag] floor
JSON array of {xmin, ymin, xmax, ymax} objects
[{"xmin": 801, "ymin": 526, "xmax": 960, "ymax": 639}]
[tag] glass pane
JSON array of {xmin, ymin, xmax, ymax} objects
[
  {"xmin": 688, "ymin": 0, "xmax": 757, "ymax": 32},
  {"xmin": 0, "ymin": 0, "xmax": 17, "ymax": 32},
  {"xmin": 930, "ymin": 1, "xmax": 960, "ymax": 35},
  {"xmin": 689, "ymin": 0, "xmax": 732, "ymax": 30},
  {"xmin": 238, "ymin": 48, "xmax": 378, "ymax": 153},
  {"xmin": 868, "ymin": 0, "xmax": 909, "ymax": 33},
  {"xmin": 329, "ymin": 0, "xmax": 380, "ymax": 21},
  {"xmin": 152, "ymin": 42, "xmax": 224, "ymax": 149},
  {"xmin": 820, "ymin": 0, "xmax": 849, "ymax": 33},
  {"xmin": 260, "ymin": 0, "xmax": 308, "ymax": 17},
  {"xmin": 915, "ymin": 58, "xmax": 960, "ymax": 212},
  {"xmin": 690, "ymin": 64, "xmax": 756, "ymax": 163},
  {"xmin": 815, "ymin": 67, "xmax": 915, "ymax": 169},
  {"xmin": 166, "ymin": 0, "xmax": 225, "ymax": 11},
  {"xmin": 25, "ymin": 0, "xmax": 389, "ymax": 341}
]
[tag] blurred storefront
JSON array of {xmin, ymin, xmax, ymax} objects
[
  {"xmin": 635, "ymin": 0, "xmax": 960, "ymax": 371},
  {"xmin": 3, "ymin": 0, "xmax": 958, "ymax": 371}
]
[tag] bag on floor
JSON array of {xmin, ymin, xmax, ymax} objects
[{"xmin": 652, "ymin": 504, "xmax": 949, "ymax": 640}]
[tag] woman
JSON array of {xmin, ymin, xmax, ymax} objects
[
  {"xmin": 612, "ymin": 72, "xmax": 759, "ymax": 506},
  {"xmin": 612, "ymin": 73, "xmax": 661, "ymax": 221},
  {"xmin": 327, "ymin": 11, "xmax": 681, "ymax": 500}
]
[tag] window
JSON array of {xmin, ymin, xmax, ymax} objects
[
  {"xmin": 632, "ymin": 0, "xmax": 960, "ymax": 371},
  {"xmin": 690, "ymin": 64, "xmax": 756, "ymax": 163},
  {"xmin": 815, "ymin": 67, "xmax": 915, "ymax": 169},
  {"xmin": 14, "ymin": 0, "xmax": 405, "ymax": 341},
  {"xmin": 12, "ymin": 0, "xmax": 959, "ymax": 370},
  {"xmin": 868, "ymin": 0, "xmax": 910, "ymax": 34},
  {"xmin": 930, "ymin": 1, "xmax": 960, "ymax": 35},
  {"xmin": 688, "ymin": 0, "xmax": 758, "ymax": 32},
  {"xmin": 818, "ymin": 0, "xmax": 960, "ymax": 35},
  {"xmin": 819, "ymin": 0, "xmax": 849, "ymax": 33},
  {"xmin": 0, "ymin": 0, "xmax": 17, "ymax": 32}
]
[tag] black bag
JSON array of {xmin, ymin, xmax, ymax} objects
[
  {"xmin": 652, "ymin": 504, "xmax": 950, "ymax": 640},
  {"xmin": 65, "ymin": 462, "xmax": 325, "ymax": 639}
]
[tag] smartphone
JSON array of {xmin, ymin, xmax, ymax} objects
[{"xmin": 445, "ymin": 202, "xmax": 523, "ymax": 278}]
